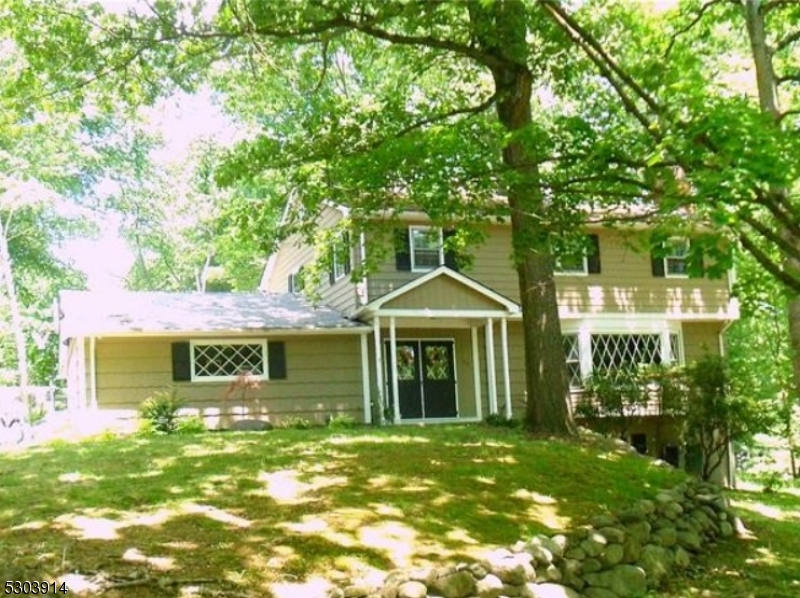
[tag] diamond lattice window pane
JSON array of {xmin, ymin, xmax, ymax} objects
[
  {"xmin": 193, "ymin": 343, "xmax": 265, "ymax": 378},
  {"xmin": 669, "ymin": 333, "xmax": 681, "ymax": 363},
  {"xmin": 591, "ymin": 334, "xmax": 662, "ymax": 371},
  {"xmin": 396, "ymin": 345, "xmax": 417, "ymax": 381},
  {"xmin": 424, "ymin": 345, "xmax": 450, "ymax": 381},
  {"xmin": 563, "ymin": 334, "xmax": 583, "ymax": 388}
]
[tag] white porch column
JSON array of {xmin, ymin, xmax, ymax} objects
[
  {"xmin": 77, "ymin": 337, "xmax": 87, "ymax": 409},
  {"xmin": 485, "ymin": 318, "xmax": 498, "ymax": 415},
  {"xmin": 89, "ymin": 336, "xmax": 98, "ymax": 409},
  {"xmin": 471, "ymin": 326, "xmax": 483, "ymax": 421},
  {"xmin": 373, "ymin": 317, "xmax": 385, "ymax": 425},
  {"xmin": 500, "ymin": 318, "xmax": 511, "ymax": 419},
  {"xmin": 389, "ymin": 316, "xmax": 401, "ymax": 424},
  {"xmin": 360, "ymin": 333, "xmax": 372, "ymax": 424}
]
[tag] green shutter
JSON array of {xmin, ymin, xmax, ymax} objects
[
  {"xmin": 395, "ymin": 228, "xmax": 411, "ymax": 271},
  {"xmin": 171, "ymin": 342, "xmax": 191, "ymax": 381},
  {"xmin": 587, "ymin": 234, "xmax": 601, "ymax": 274},
  {"xmin": 268, "ymin": 341, "xmax": 287, "ymax": 379}
]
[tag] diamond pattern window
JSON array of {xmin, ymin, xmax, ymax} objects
[
  {"xmin": 591, "ymin": 334, "xmax": 663, "ymax": 371},
  {"xmin": 192, "ymin": 341, "xmax": 267, "ymax": 381},
  {"xmin": 563, "ymin": 334, "xmax": 583, "ymax": 389}
]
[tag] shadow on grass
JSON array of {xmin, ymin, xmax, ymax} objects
[{"xmin": 0, "ymin": 425, "xmax": 687, "ymax": 597}]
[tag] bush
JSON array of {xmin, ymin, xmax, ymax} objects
[
  {"xmin": 279, "ymin": 415, "xmax": 314, "ymax": 430},
  {"xmin": 484, "ymin": 413, "xmax": 522, "ymax": 429},
  {"xmin": 175, "ymin": 415, "xmax": 207, "ymax": 435},
  {"xmin": 327, "ymin": 414, "xmax": 358, "ymax": 430},
  {"xmin": 139, "ymin": 388, "xmax": 186, "ymax": 434}
]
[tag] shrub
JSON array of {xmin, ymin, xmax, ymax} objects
[
  {"xmin": 139, "ymin": 388, "xmax": 186, "ymax": 434},
  {"xmin": 484, "ymin": 413, "xmax": 522, "ymax": 429},
  {"xmin": 327, "ymin": 414, "xmax": 358, "ymax": 430},
  {"xmin": 279, "ymin": 415, "xmax": 314, "ymax": 430},
  {"xmin": 175, "ymin": 415, "xmax": 207, "ymax": 435}
]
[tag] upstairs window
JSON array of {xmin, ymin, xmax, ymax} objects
[
  {"xmin": 555, "ymin": 234, "xmax": 601, "ymax": 276},
  {"xmin": 664, "ymin": 238, "xmax": 689, "ymax": 277},
  {"xmin": 288, "ymin": 266, "xmax": 306, "ymax": 294},
  {"xmin": 395, "ymin": 226, "xmax": 458, "ymax": 272},
  {"xmin": 652, "ymin": 237, "xmax": 693, "ymax": 278},
  {"xmin": 329, "ymin": 232, "xmax": 351, "ymax": 284},
  {"xmin": 410, "ymin": 226, "xmax": 444, "ymax": 271}
]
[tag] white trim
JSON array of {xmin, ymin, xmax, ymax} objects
[
  {"xmin": 409, "ymin": 225, "xmax": 444, "ymax": 272},
  {"xmin": 65, "ymin": 327, "xmax": 369, "ymax": 340},
  {"xmin": 485, "ymin": 318, "xmax": 498, "ymax": 415},
  {"xmin": 397, "ymin": 417, "xmax": 482, "ymax": 425},
  {"xmin": 382, "ymin": 337, "xmax": 460, "ymax": 421},
  {"xmin": 331, "ymin": 232, "xmax": 350, "ymax": 282},
  {"xmin": 664, "ymin": 237, "xmax": 690, "ymax": 279},
  {"xmin": 373, "ymin": 308, "xmax": 514, "ymax": 319},
  {"xmin": 471, "ymin": 327, "xmax": 483, "ymax": 421},
  {"xmin": 500, "ymin": 318, "xmax": 511, "ymax": 419},
  {"xmin": 77, "ymin": 337, "xmax": 87, "ymax": 409},
  {"xmin": 373, "ymin": 317, "xmax": 385, "ymax": 425},
  {"xmin": 553, "ymin": 311, "xmax": 737, "ymax": 322},
  {"xmin": 554, "ymin": 255, "xmax": 589, "ymax": 276},
  {"xmin": 189, "ymin": 339, "xmax": 269, "ymax": 383},
  {"xmin": 358, "ymin": 232, "xmax": 369, "ymax": 305},
  {"xmin": 89, "ymin": 336, "xmax": 97, "ymax": 409},
  {"xmin": 561, "ymin": 318, "xmax": 683, "ymax": 335},
  {"xmin": 360, "ymin": 334, "xmax": 372, "ymax": 424},
  {"xmin": 360, "ymin": 265, "xmax": 520, "ymax": 313},
  {"xmin": 389, "ymin": 317, "xmax": 400, "ymax": 424}
]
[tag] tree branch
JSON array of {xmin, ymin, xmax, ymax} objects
[
  {"xmin": 540, "ymin": 1, "xmax": 662, "ymax": 117},
  {"xmin": 388, "ymin": 93, "xmax": 497, "ymax": 141},
  {"xmin": 663, "ymin": 0, "xmax": 731, "ymax": 59},
  {"xmin": 738, "ymin": 231, "xmax": 800, "ymax": 292},
  {"xmin": 764, "ymin": 0, "xmax": 800, "ymax": 16},
  {"xmin": 775, "ymin": 28, "xmax": 800, "ymax": 53}
]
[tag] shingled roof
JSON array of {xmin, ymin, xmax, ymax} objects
[{"xmin": 58, "ymin": 290, "xmax": 367, "ymax": 338}]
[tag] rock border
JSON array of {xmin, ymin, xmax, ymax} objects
[{"xmin": 331, "ymin": 478, "xmax": 736, "ymax": 598}]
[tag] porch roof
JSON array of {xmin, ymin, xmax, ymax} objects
[{"xmin": 358, "ymin": 266, "xmax": 520, "ymax": 318}]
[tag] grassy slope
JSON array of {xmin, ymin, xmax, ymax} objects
[
  {"xmin": 0, "ymin": 425, "xmax": 685, "ymax": 597},
  {"xmin": 659, "ymin": 485, "xmax": 800, "ymax": 598}
]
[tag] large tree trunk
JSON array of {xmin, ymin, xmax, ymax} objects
[
  {"xmin": 471, "ymin": 1, "xmax": 576, "ymax": 435},
  {"xmin": 744, "ymin": 0, "xmax": 800, "ymax": 473},
  {"xmin": 0, "ymin": 214, "xmax": 31, "ymax": 414}
]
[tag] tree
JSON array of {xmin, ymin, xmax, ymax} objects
[
  {"xmin": 11, "ymin": 0, "xmax": 593, "ymax": 434},
  {"xmin": 537, "ymin": 0, "xmax": 800, "ymax": 436}
]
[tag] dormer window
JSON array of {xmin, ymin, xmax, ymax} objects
[{"xmin": 410, "ymin": 226, "xmax": 444, "ymax": 272}]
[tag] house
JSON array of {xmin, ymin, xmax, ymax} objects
[{"xmin": 58, "ymin": 204, "xmax": 738, "ymax": 469}]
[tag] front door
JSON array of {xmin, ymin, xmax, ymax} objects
[{"xmin": 386, "ymin": 339, "xmax": 458, "ymax": 420}]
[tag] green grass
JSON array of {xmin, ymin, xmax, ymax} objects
[
  {"xmin": 658, "ymin": 484, "xmax": 800, "ymax": 598},
  {"xmin": 0, "ymin": 425, "xmax": 686, "ymax": 597}
]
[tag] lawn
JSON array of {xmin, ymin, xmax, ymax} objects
[
  {"xmin": 0, "ymin": 425, "xmax": 687, "ymax": 597},
  {"xmin": 658, "ymin": 484, "xmax": 800, "ymax": 598}
]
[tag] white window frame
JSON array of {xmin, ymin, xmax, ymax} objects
[
  {"xmin": 562, "ymin": 320, "xmax": 684, "ymax": 389},
  {"xmin": 664, "ymin": 237, "xmax": 690, "ymax": 279},
  {"xmin": 190, "ymin": 339, "xmax": 269, "ymax": 383},
  {"xmin": 289, "ymin": 267, "xmax": 305, "ymax": 294},
  {"xmin": 555, "ymin": 255, "xmax": 589, "ymax": 276},
  {"xmin": 332, "ymin": 233, "xmax": 350, "ymax": 282},
  {"xmin": 409, "ymin": 226, "xmax": 444, "ymax": 272}
]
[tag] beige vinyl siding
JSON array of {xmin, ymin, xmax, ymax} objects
[
  {"xmin": 93, "ymin": 334, "xmax": 364, "ymax": 426},
  {"xmin": 681, "ymin": 322, "xmax": 724, "ymax": 361},
  {"xmin": 382, "ymin": 276, "xmax": 506, "ymax": 310},
  {"xmin": 368, "ymin": 225, "xmax": 732, "ymax": 318},
  {"xmin": 266, "ymin": 206, "xmax": 360, "ymax": 316}
]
